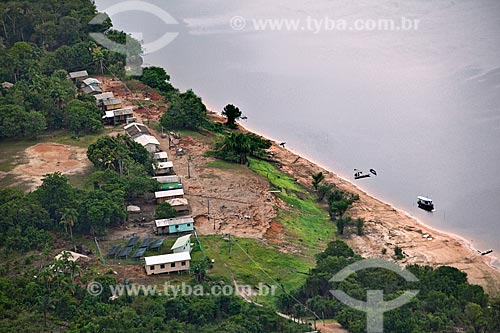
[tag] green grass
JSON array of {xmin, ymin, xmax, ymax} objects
[
  {"xmin": 248, "ymin": 157, "xmax": 304, "ymax": 192},
  {"xmin": 248, "ymin": 157, "xmax": 334, "ymax": 255},
  {"xmin": 195, "ymin": 235, "xmax": 313, "ymax": 305},
  {"xmin": 205, "ymin": 160, "xmax": 244, "ymax": 170}
]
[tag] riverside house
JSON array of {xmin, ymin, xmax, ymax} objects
[
  {"xmin": 68, "ymin": 70, "xmax": 88, "ymax": 82},
  {"xmin": 171, "ymin": 234, "xmax": 192, "ymax": 253},
  {"xmin": 144, "ymin": 252, "xmax": 191, "ymax": 275},
  {"xmin": 165, "ymin": 198, "xmax": 190, "ymax": 214},
  {"xmin": 154, "ymin": 188, "xmax": 184, "ymax": 204},
  {"xmin": 154, "ymin": 216, "xmax": 194, "ymax": 235},
  {"xmin": 102, "ymin": 108, "xmax": 134, "ymax": 125}
]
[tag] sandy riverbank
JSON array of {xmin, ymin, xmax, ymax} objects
[
  {"xmin": 208, "ymin": 115, "xmax": 500, "ymax": 296},
  {"xmin": 267, "ymin": 140, "xmax": 500, "ymax": 296}
]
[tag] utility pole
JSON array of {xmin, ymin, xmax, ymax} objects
[
  {"xmin": 207, "ymin": 199, "xmax": 210, "ymax": 226},
  {"xmin": 213, "ymin": 213, "xmax": 216, "ymax": 231},
  {"xmin": 187, "ymin": 155, "xmax": 191, "ymax": 178}
]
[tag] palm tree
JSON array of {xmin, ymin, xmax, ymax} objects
[
  {"xmin": 60, "ymin": 208, "xmax": 78, "ymax": 242},
  {"xmin": 311, "ymin": 172, "xmax": 325, "ymax": 191}
]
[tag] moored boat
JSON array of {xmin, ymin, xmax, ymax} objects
[{"xmin": 417, "ymin": 196, "xmax": 434, "ymax": 211}]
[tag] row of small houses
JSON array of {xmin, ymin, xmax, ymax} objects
[
  {"xmin": 68, "ymin": 70, "xmax": 195, "ymax": 276},
  {"xmin": 122, "ymin": 121, "xmax": 195, "ymax": 276},
  {"xmin": 68, "ymin": 70, "xmax": 135, "ymax": 125}
]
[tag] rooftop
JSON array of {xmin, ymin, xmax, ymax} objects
[
  {"xmin": 153, "ymin": 175, "xmax": 180, "ymax": 184},
  {"xmin": 82, "ymin": 85, "xmax": 102, "ymax": 94},
  {"xmin": 124, "ymin": 122, "xmax": 151, "ymax": 137},
  {"xmin": 171, "ymin": 234, "xmax": 192, "ymax": 250},
  {"xmin": 83, "ymin": 78, "xmax": 100, "ymax": 86},
  {"xmin": 166, "ymin": 198, "xmax": 189, "ymax": 206},
  {"xmin": 155, "ymin": 216, "xmax": 194, "ymax": 227},
  {"xmin": 154, "ymin": 151, "xmax": 168, "ymax": 160},
  {"xmin": 102, "ymin": 108, "xmax": 134, "ymax": 119},
  {"xmin": 134, "ymin": 134, "xmax": 160, "ymax": 147},
  {"xmin": 144, "ymin": 251, "xmax": 191, "ymax": 266},
  {"xmin": 154, "ymin": 161, "xmax": 173, "ymax": 169},
  {"xmin": 94, "ymin": 92, "xmax": 114, "ymax": 101},
  {"xmin": 103, "ymin": 97, "xmax": 122, "ymax": 106},
  {"xmin": 68, "ymin": 70, "xmax": 88, "ymax": 79},
  {"xmin": 154, "ymin": 188, "xmax": 184, "ymax": 199}
]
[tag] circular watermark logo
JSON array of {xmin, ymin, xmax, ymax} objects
[
  {"xmin": 329, "ymin": 258, "xmax": 419, "ymax": 333},
  {"xmin": 87, "ymin": 281, "xmax": 104, "ymax": 296},
  {"xmin": 230, "ymin": 16, "xmax": 247, "ymax": 31},
  {"xmin": 89, "ymin": 0, "xmax": 179, "ymax": 75}
]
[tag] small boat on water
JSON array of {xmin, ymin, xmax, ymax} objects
[
  {"xmin": 417, "ymin": 196, "xmax": 434, "ymax": 211},
  {"xmin": 354, "ymin": 168, "xmax": 377, "ymax": 180},
  {"xmin": 480, "ymin": 249, "xmax": 493, "ymax": 256}
]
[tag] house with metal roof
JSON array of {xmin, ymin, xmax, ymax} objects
[
  {"xmin": 94, "ymin": 92, "xmax": 114, "ymax": 104},
  {"xmin": 165, "ymin": 198, "xmax": 190, "ymax": 214},
  {"xmin": 154, "ymin": 151, "xmax": 168, "ymax": 162},
  {"xmin": 102, "ymin": 97, "xmax": 123, "ymax": 111},
  {"xmin": 82, "ymin": 78, "xmax": 100, "ymax": 87},
  {"xmin": 81, "ymin": 84, "xmax": 103, "ymax": 95},
  {"xmin": 153, "ymin": 161, "xmax": 174, "ymax": 175},
  {"xmin": 102, "ymin": 107, "xmax": 134, "ymax": 125},
  {"xmin": 134, "ymin": 134, "xmax": 160, "ymax": 153},
  {"xmin": 153, "ymin": 175, "xmax": 180, "ymax": 184},
  {"xmin": 154, "ymin": 216, "xmax": 194, "ymax": 235},
  {"xmin": 155, "ymin": 188, "xmax": 184, "ymax": 204},
  {"xmin": 124, "ymin": 122, "xmax": 151, "ymax": 138},
  {"xmin": 171, "ymin": 234, "xmax": 192, "ymax": 253},
  {"xmin": 144, "ymin": 251, "xmax": 191, "ymax": 275},
  {"xmin": 68, "ymin": 70, "xmax": 88, "ymax": 81}
]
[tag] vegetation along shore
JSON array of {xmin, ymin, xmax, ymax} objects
[{"xmin": 0, "ymin": 0, "xmax": 499, "ymax": 332}]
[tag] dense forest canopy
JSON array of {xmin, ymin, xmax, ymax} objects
[{"xmin": 0, "ymin": 0, "xmax": 141, "ymax": 138}]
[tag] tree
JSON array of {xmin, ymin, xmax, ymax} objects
[
  {"xmin": 65, "ymin": 99, "xmax": 103, "ymax": 135},
  {"xmin": 160, "ymin": 89, "xmax": 207, "ymax": 129},
  {"xmin": 336, "ymin": 216, "xmax": 351, "ymax": 235},
  {"xmin": 317, "ymin": 183, "xmax": 333, "ymax": 201},
  {"xmin": 0, "ymin": 104, "xmax": 46, "ymax": 138},
  {"xmin": 33, "ymin": 172, "xmax": 75, "ymax": 221},
  {"xmin": 87, "ymin": 135, "xmax": 153, "ymax": 174},
  {"xmin": 155, "ymin": 202, "xmax": 177, "ymax": 219},
  {"xmin": 394, "ymin": 246, "xmax": 404, "ymax": 260},
  {"xmin": 139, "ymin": 66, "xmax": 175, "ymax": 95},
  {"xmin": 215, "ymin": 132, "xmax": 271, "ymax": 164},
  {"xmin": 356, "ymin": 217, "xmax": 364, "ymax": 236},
  {"xmin": 311, "ymin": 172, "xmax": 325, "ymax": 191},
  {"xmin": 60, "ymin": 207, "xmax": 78, "ymax": 241},
  {"xmin": 222, "ymin": 104, "xmax": 242, "ymax": 128}
]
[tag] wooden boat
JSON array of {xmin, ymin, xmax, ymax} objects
[
  {"xmin": 417, "ymin": 196, "xmax": 434, "ymax": 211},
  {"xmin": 480, "ymin": 249, "xmax": 493, "ymax": 256}
]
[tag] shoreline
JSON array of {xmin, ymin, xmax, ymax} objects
[
  {"xmin": 209, "ymin": 114, "xmax": 500, "ymax": 295},
  {"xmin": 236, "ymin": 116, "xmax": 499, "ymax": 264}
]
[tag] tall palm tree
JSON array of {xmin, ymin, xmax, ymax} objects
[{"xmin": 60, "ymin": 208, "xmax": 78, "ymax": 242}]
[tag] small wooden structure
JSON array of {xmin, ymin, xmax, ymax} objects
[
  {"xmin": 155, "ymin": 188, "xmax": 184, "ymax": 203},
  {"xmin": 154, "ymin": 216, "xmax": 194, "ymax": 235},
  {"xmin": 144, "ymin": 252, "xmax": 191, "ymax": 275},
  {"xmin": 153, "ymin": 161, "xmax": 174, "ymax": 175},
  {"xmin": 102, "ymin": 108, "xmax": 134, "ymax": 125},
  {"xmin": 171, "ymin": 234, "xmax": 192, "ymax": 253},
  {"xmin": 166, "ymin": 198, "xmax": 190, "ymax": 214}
]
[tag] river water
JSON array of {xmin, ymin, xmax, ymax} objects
[{"xmin": 95, "ymin": 0, "xmax": 500, "ymax": 264}]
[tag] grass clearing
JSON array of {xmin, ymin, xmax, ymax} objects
[
  {"xmin": 195, "ymin": 235, "xmax": 313, "ymax": 305},
  {"xmin": 248, "ymin": 157, "xmax": 334, "ymax": 255},
  {"xmin": 249, "ymin": 157, "xmax": 304, "ymax": 192},
  {"xmin": 204, "ymin": 160, "xmax": 244, "ymax": 170}
]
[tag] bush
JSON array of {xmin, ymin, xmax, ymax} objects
[{"xmin": 155, "ymin": 202, "xmax": 177, "ymax": 219}]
